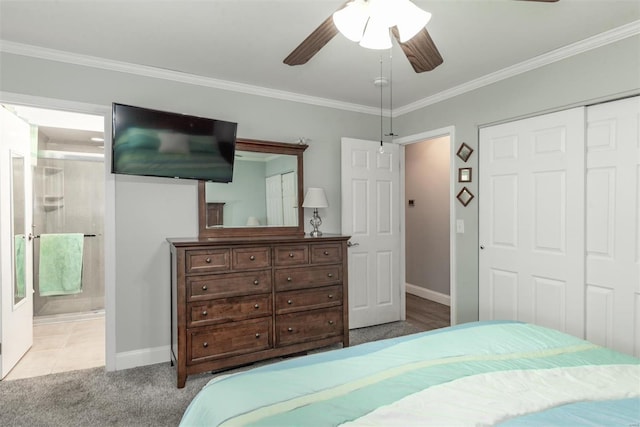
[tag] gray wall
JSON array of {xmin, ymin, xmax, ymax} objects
[
  {"xmin": 1, "ymin": 33, "xmax": 638, "ymax": 356},
  {"xmin": 397, "ymin": 35, "xmax": 640, "ymax": 324},
  {"xmin": 405, "ymin": 136, "xmax": 450, "ymax": 296},
  {"xmin": 0, "ymin": 51, "xmax": 379, "ymax": 355}
]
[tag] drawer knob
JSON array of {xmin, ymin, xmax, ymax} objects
[
  {"xmin": 328, "ymin": 273, "xmax": 333, "ymax": 278},
  {"xmin": 287, "ymin": 277, "xmax": 292, "ymax": 282},
  {"xmin": 328, "ymin": 320, "xmax": 334, "ymax": 325},
  {"xmin": 202, "ymin": 310, "xmax": 208, "ymax": 316},
  {"xmin": 205, "ymin": 257, "xmax": 211, "ymax": 263},
  {"xmin": 250, "ymin": 255, "xmax": 255, "ymax": 261},
  {"xmin": 287, "ymin": 327, "xmax": 293, "ymax": 332},
  {"xmin": 328, "ymin": 294, "xmax": 334, "ymax": 299},
  {"xmin": 288, "ymin": 252, "xmax": 294, "ymax": 258},
  {"xmin": 287, "ymin": 299, "xmax": 293, "ymax": 305},
  {"xmin": 324, "ymin": 251, "xmax": 329, "ymax": 255},
  {"xmin": 254, "ymin": 304, "xmax": 259, "ymax": 309},
  {"xmin": 202, "ymin": 285, "xmax": 208, "ymax": 291},
  {"xmin": 255, "ymin": 333, "xmax": 260, "ymax": 338},
  {"xmin": 203, "ymin": 342, "xmax": 209, "ymax": 348},
  {"xmin": 253, "ymin": 279, "xmax": 259, "ymax": 285}
]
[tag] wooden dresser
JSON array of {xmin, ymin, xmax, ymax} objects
[{"xmin": 168, "ymin": 234, "xmax": 350, "ymax": 388}]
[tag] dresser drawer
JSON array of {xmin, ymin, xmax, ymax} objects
[
  {"xmin": 186, "ymin": 249, "xmax": 231, "ymax": 274},
  {"xmin": 188, "ymin": 270, "xmax": 271, "ymax": 301},
  {"xmin": 310, "ymin": 243, "xmax": 343, "ymax": 264},
  {"xmin": 274, "ymin": 265, "xmax": 342, "ymax": 291},
  {"xmin": 189, "ymin": 294, "xmax": 272, "ymax": 327},
  {"xmin": 188, "ymin": 318, "xmax": 272, "ymax": 364},
  {"xmin": 232, "ymin": 246, "xmax": 271, "ymax": 270},
  {"xmin": 276, "ymin": 307, "xmax": 343, "ymax": 346},
  {"xmin": 274, "ymin": 245, "xmax": 309, "ymax": 266},
  {"xmin": 276, "ymin": 285, "xmax": 342, "ymax": 314}
]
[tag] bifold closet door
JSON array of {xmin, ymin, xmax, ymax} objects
[
  {"xmin": 479, "ymin": 107, "xmax": 586, "ymax": 338},
  {"xmin": 585, "ymin": 96, "xmax": 640, "ymax": 356}
]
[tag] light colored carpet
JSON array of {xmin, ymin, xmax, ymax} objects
[{"xmin": 0, "ymin": 321, "xmax": 422, "ymax": 427}]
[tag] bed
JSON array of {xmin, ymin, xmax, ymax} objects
[{"xmin": 180, "ymin": 321, "xmax": 640, "ymax": 426}]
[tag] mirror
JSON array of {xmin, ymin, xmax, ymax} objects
[
  {"xmin": 11, "ymin": 152, "xmax": 26, "ymax": 305},
  {"xmin": 198, "ymin": 138, "xmax": 307, "ymax": 238}
]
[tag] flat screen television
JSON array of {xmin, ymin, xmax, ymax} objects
[{"xmin": 111, "ymin": 103, "xmax": 237, "ymax": 182}]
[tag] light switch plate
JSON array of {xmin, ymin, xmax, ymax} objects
[{"xmin": 456, "ymin": 219, "xmax": 465, "ymax": 234}]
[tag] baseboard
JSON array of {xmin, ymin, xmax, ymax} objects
[
  {"xmin": 115, "ymin": 345, "xmax": 171, "ymax": 371},
  {"xmin": 406, "ymin": 283, "xmax": 451, "ymax": 307}
]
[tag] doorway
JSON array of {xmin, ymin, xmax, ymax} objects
[
  {"xmin": 1, "ymin": 103, "xmax": 106, "ymax": 380},
  {"xmin": 397, "ymin": 127, "xmax": 456, "ymax": 325}
]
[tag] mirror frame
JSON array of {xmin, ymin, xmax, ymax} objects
[{"xmin": 198, "ymin": 138, "xmax": 308, "ymax": 238}]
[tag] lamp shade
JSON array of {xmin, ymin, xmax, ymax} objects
[{"xmin": 302, "ymin": 187, "xmax": 329, "ymax": 209}]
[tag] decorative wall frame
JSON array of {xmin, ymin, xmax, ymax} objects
[
  {"xmin": 456, "ymin": 142, "xmax": 473, "ymax": 162},
  {"xmin": 458, "ymin": 167, "xmax": 472, "ymax": 183},
  {"xmin": 456, "ymin": 187, "xmax": 474, "ymax": 207}
]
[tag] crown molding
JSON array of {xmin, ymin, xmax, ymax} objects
[
  {"xmin": 395, "ymin": 20, "xmax": 640, "ymax": 117},
  {"xmin": 1, "ymin": 19, "xmax": 638, "ymax": 118},
  {"xmin": 0, "ymin": 40, "xmax": 381, "ymax": 116}
]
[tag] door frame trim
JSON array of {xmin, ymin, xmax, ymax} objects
[
  {"xmin": 394, "ymin": 125, "xmax": 457, "ymax": 325},
  {"xmin": 0, "ymin": 91, "xmax": 115, "ymax": 371}
]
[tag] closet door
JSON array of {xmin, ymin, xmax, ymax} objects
[
  {"xmin": 479, "ymin": 107, "xmax": 585, "ymax": 338},
  {"xmin": 585, "ymin": 96, "xmax": 640, "ymax": 356}
]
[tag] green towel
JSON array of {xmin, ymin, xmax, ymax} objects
[
  {"xmin": 38, "ymin": 233, "xmax": 84, "ymax": 296},
  {"xmin": 14, "ymin": 234, "xmax": 26, "ymax": 298}
]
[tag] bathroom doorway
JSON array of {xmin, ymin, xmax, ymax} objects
[{"xmin": 1, "ymin": 104, "xmax": 106, "ymax": 380}]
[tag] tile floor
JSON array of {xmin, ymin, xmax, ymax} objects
[{"xmin": 4, "ymin": 315, "xmax": 105, "ymax": 381}]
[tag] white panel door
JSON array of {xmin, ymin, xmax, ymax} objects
[
  {"xmin": 0, "ymin": 105, "xmax": 34, "ymax": 378},
  {"xmin": 265, "ymin": 174, "xmax": 283, "ymax": 226},
  {"xmin": 479, "ymin": 107, "xmax": 586, "ymax": 338},
  {"xmin": 341, "ymin": 138, "xmax": 400, "ymax": 329},
  {"xmin": 585, "ymin": 96, "xmax": 640, "ymax": 356},
  {"xmin": 281, "ymin": 172, "xmax": 298, "ymax": 226}
]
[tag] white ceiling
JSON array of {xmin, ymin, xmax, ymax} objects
[{"xmin": 1, "ymin": 0, "xmax": 639, "ymax": 112}]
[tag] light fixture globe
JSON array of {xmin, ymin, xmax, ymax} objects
[
  {"xmin": 395, "ymin": 0, "xmax": 431, "ymax": 42},
  {"xmin": 333, "ymin": 0, "xmax": 430, "ymax": 49},
  {"xmin": 359, "ymin": 16, "xmax": 392, "ymax": 50},
  {"xmin": 332, "ymin": 0, "xmax": 369, "ymax": 42}
]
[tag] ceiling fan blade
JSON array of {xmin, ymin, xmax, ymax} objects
[
  {"xmin": 284, "ymin": 15, "xmax": 339, "ymax": 66},
  {"xmin": 392, "ymin": 27, "xmax": 443, "ymax": 73}
]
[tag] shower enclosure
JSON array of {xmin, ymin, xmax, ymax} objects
[{"xmin": 32, "ymin": 140, "xmax": 104, "ymax": 318}]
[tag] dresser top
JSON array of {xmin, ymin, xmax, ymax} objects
[{"xmin": 167, "ymin": 234, "xmax": 351, "ymax": 247}]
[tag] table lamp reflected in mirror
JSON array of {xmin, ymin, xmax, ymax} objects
[{"xmin": 302, "ymin": 187, "xmax": 328, "ymax": 237}]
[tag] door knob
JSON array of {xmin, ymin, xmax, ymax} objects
[
  {"xmin": 480, "ymin": 245, "xmax": 485, "ymax": 250},
  {"xmin": 347, "ymin": 241, "xmax": 359, "ymax": 247}
]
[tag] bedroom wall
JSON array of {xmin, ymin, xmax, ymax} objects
[
  {"xmin": 397, "ymin": 34, "xmax": 640, "ymax": 324},
  {"xmin": 0, "ymin": 51, "xmax": 381, "ymax": 363}
]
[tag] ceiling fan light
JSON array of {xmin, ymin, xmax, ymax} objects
[
  {"xmin": 396, "ymin": 3, "xmax": 431, "ymax": 42},
  {"xmin": 333, "ymin": 0, "xmax": 369, "ymax": 42},
  {"xmin": 359, "ymin": 18, "xmax": 392, "ymax": 50}
]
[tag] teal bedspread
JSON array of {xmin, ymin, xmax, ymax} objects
[{"xmin": 180, "ymin": 321, "xmax": 640, "ymax": 426}]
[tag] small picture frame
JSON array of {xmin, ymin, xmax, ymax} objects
[
  {"xmin": 458, "ymin": 167, "xmax": 472, "ymax": 183},
  {"xmin": 456, "ymin": 143, "xmax": 473, "ymax": 162},
  {"xmin": 456, "ymin": 187, "xmax": 474, "ymax": 207}
]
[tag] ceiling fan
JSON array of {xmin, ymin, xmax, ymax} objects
[{"xmin": 284, "ymin": 0, "xmax": 559, "ymax": 73}]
